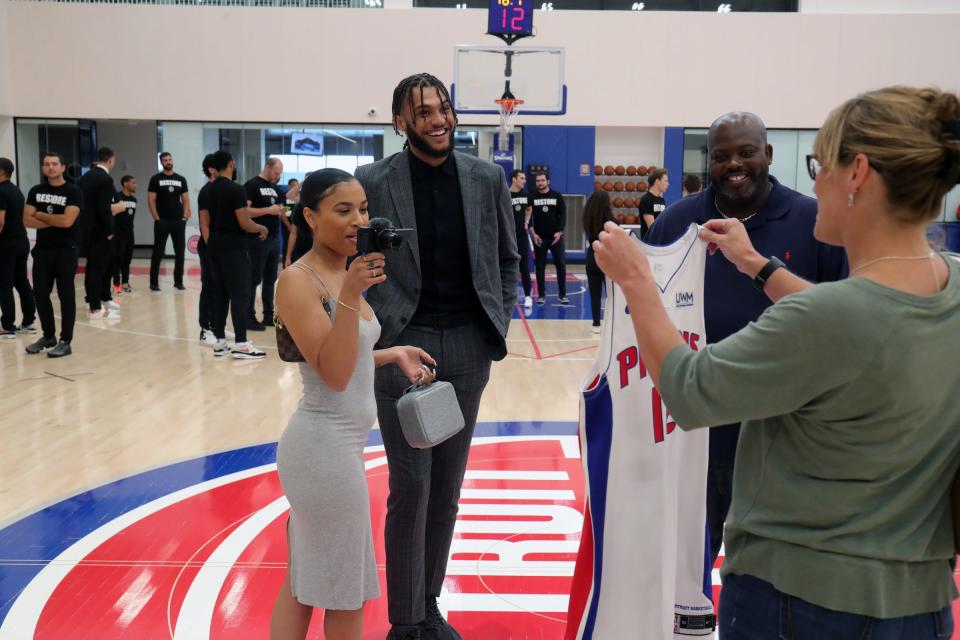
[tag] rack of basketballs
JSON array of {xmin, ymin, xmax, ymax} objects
[{"xmin": 593, "ymin": 164, "xmax": 659, "ymax": 224}]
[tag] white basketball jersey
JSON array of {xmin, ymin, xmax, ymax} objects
[{"xmin": 566, "ymin": 223, "xmax": 714, "ymax": 639}]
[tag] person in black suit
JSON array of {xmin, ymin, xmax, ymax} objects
[
  {"xmin": 355, "ymin": 73, "xmax": 517, "ymax": 640},
  {"xmin": 79, "ymin": 147, "xmax": 125, "ymax": 318}
]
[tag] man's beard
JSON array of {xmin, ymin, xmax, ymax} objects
[{"xmin": 405, "ymin": 122, "xmax": 454, "ymax": 160}]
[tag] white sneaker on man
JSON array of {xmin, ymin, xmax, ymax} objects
[
  {"xmin": 523, "ymin": 296, "xmax": 533, "ymax": 310},
  {"xmin": 103, "ymin": 300, "xmax": 120, "ymax": 311},
  {"xmin": 213, "ymin": 340, "xmax": 231, "ymax": 357},
  {"xmin": 199, "ymin": 329, "xmax": 218, "ymax": 347},
  {"xmin": 17, "ymin": 323, "xmax": 38, "ymax": 335},
  {"xmin": 231, "ymin": 342, "xmax": 266, "ymax": 360}
]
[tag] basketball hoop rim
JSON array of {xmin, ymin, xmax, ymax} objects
[{"xmin": 495, "ymin": 98, "xmax": 525, "ymax": 115}]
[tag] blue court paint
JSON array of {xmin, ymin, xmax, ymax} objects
[
  {"xmin": 0, "ymin": 421, "xmax": 580, "ymax": 626},
  {"xmin": 512, "ymin": 277, "xmax": 598, "ymax": 322}
]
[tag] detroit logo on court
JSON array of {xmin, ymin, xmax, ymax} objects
[{"xmin": 0, "ymin": 423, "xmax": 587, "ymax": 639}]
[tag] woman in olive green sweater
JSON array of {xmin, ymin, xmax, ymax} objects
[{"xmin": 594, "ymin": 86, "xmax": 960, "ymax": 639}]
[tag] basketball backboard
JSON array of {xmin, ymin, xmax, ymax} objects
[{"xmin": 452, "ymin": 46, "xmax": 567, "ymax": 115}]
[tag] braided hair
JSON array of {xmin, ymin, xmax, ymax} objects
[{"xmin": 391, "ymin": 73, "xmax": 458, "ymax": 138}]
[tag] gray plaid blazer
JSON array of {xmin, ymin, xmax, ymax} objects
[{"xmin": 355, "ymin": 151, "xmax": 518, "ymax": 361}]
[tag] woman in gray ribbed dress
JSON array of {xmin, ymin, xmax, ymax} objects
[{"xmin": 270, "ymin": 169, "xmax": 435, "ymax": 640}]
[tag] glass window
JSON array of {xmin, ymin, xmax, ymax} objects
[
  {"xmin": 14, "ymin": 118, "xmax": 95, "ymax": 191},
  {"xmin": 157, "ymin": 122, "xmax": 386, "ymax": 189}
]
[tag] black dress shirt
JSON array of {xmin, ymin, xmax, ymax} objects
[{"xmin": 408, "ymin": 151, "xmax": 482, "ymax": 317}]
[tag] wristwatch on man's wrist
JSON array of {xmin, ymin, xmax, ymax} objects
[{"xmin": 753, "ymin": 256, "xmax": 786, "ymax": 291}]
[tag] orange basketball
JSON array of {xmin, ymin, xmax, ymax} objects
[
  {"xmin": 614, "ymin": 165, "xmax": 626, "ymax": 176},
  {"xmin": 625, "ymin": 214, "xmax": 638, "ymax": 225},
  {"xmin": 637, "ymin": 165, "xmax": 648, "ymax": 176},
  {"xmin": 613, "ymin": 182, "xmax": 624, "ymax": 192},
  {"xmin": 603, "ymin": 181, "xmax": 614, "ymax": 191},
  {"xmin": 626, "ymin": 165, "xmax": 638, "ymax": 176},
  {"xmin": 625, "ymin": 198, "xmax": 636, "ymax": 208},
  {"xmin": 594, "ymin": 181, "xmax": 602, "ymax": 191},
  {"xmin": 594, "ymin": 165, "xmax": 603, "ymax": 176},
  {"xmin": 615, "ymin": 213, "xmax": 627, "ymax": 224},
  {"xmin": 636, "ymin": 182, "xmax": 648, "ymax": 192},
  {"xmin": 612, "ymin": 197, "xmax": 624, "ymax": 207},
  {"xmin": 625, "ymin": 181, "xmax": 636, "ymax": 192},
  {"xmin": 604, "ymin": 165, "xmax": 615, "ymax": 176}
]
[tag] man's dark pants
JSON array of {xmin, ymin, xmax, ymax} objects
[
  {"xmin": 32, "ymin": 246, "xmax": 78, "ymax": 342},
  {"xmin": 534, "ymin": 236, "xmax": 567, "ymax": 298},
  {"xmin": 247, "ymin": 234, "xmax": 279, "ymax": 323},
  {"xmin": 150, "ymin": 218, "xmax": 186, "ymax": 287},
  {"xmin": 84, "ymin": 235, "xmax": 113, "ymax": 310},
  {"xmin": 0, "ymin": 236, "xmax": 35, "ymax": 330},
  {"xmin": 375, "ymin": 319, "xmax": 493, "ymax": 625}
]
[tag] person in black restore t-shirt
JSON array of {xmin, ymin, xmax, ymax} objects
[
  {"xmin": 509, "ymin": 169, "xmax": 533, "ymax": 309},
  {"xmin": 147, "ymin": 152, "xmax": 191, "ymax": 291},
  {"xmin": 529, "ymin": 172, "xmax": 568, "ymax": 304},
  {"xmin": 22, "ymin": 152, "xmax": 83, "ymax": 357},
  {"xmin": 113, "ymin": 175, "xmax": 138, "ymax": 292},
  {"xmin": 243, "ymin": 158, "xmax": 284, "ymax": 331},
  {"xmin": 0, "ymin": 157, "xmax": 36, "ymax": 336},
  {"xmin": 637, "ymin": 167, "xmax": 669, "ymax": 239},
  {"xmin": 201, "ymin": 150, "xmax": 268, "ymax": 360}
]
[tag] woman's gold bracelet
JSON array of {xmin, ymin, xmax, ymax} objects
[{"xmin": 338, "ymin": 299, "xmax": 360, "ymax": 313}]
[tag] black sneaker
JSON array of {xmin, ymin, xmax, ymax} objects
[
  {"xmin": 558, "ymin": 296, "xmax": 571, "ymax": 305},
  {"xmin": 386, "ymin": 625, "xmax": 422, "ymax": 640},
  {"xmin": 536, "ymin": 297, "xmax": 546, "ymax": 305},
  {"xmin": 47, "ymin": 340, "xmax": 72, "ymax": 358},
  {"xmin": 422, "ymin": 596, "xmax": 461, "ymax": 640},
  {"xmin": 0, "ymin": 328, "xmax": 16, "ymax": 339},
  {"xmin": 17, "ymin": 322, "xmax": 38, "ymax": 334},
  {"xmin": 150, "ymin": 286, "xmax": 161, "ymax": 292},
  {"xmin": 247, "ymin": 319, "xmax": 266, "ymax": 332},
  {"xmin": 174, "ymin": 283, "xmax": 186, "ymax": 291},
  {"xmin": 121, "ymin": 283, "xmax": 133, "ymax": 293},
  {"xmin": 25, "ymin": 336, "xmax": 57, "ymax": 354}
]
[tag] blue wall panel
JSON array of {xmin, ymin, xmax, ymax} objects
[
  {"xmin": 523, "ymin": 125, "xmax": 596, "ymax": 195},
  {"xmin": 663, "ymin": 126, "xmax": 685, "ymax": 206}
]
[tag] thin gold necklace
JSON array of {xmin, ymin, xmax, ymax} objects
[
  {"xmin": 714, "ymin": 196, "xmax": 759, "ymax": 223},
  {"xmin": 850, "ymin": 252, "xmax": 934, "ymax": 276}
]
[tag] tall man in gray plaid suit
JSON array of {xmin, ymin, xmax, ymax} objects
[{"xmin": 356, "ymin": 73, "xmax": 518, "ymax": 640}]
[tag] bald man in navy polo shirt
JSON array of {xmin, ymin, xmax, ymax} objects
[{"xmin": 645, "ymin": 112, "xmax": 847, "ymax": 564}]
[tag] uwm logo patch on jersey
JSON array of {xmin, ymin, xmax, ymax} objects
[{"xmin": 567, "ymin": 224, "xmax": 715, "ymax": 639}]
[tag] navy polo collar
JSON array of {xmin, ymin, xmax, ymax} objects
[{"xmin": 700, "ymin": 176, "xmax": 793, "ymax": 230}]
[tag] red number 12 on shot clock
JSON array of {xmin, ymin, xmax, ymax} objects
[{"xmin": 488, "ymin": 0, "xmax": 533, "ymax": 35}]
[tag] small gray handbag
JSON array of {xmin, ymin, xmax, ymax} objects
[{"xmin": 396, "ymin": 380, "xmax": 465, "ymax": 449}]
